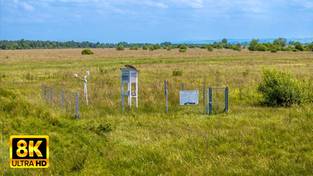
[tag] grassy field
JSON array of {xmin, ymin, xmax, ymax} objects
[{"xmin": 0, "ymin": 48, "xmax": 313, "ymax": 175}]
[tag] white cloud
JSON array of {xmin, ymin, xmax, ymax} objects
[
  {"xmin": 5, "ymin": 0, "xmax": 313, "ymax": 16},
  {"xmin": 21, "ymin": 2, "xmax": 34, "ymax": 11},
  {"xmin": 171, "ymin": 0, "xmax": 204, "ymax": 8}
]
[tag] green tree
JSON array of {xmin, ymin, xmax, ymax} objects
[
  {"xmin": 294, "ymin": 42, "xmax": 304, "ymax": 51},
  {"xmin": 273, "ymin": 38, "xmax": 287, "ymax": 48},
  {"xmin": 248, "ymin": 39, "xmax": 259, "ymax": 51},
  {"xmin": 255, "ymin": 44, "xmax": 268, "ymax": 51},
  {"xmin": 116, "ymin": 44, "xmax": 124, "ymax": 51}
]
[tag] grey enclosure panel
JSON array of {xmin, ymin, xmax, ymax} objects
[{"xmin": 180, "ymin": 90, "xmax": 199, "ymax": 105}]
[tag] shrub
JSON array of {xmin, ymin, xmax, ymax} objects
[
  {"xmin": 116, "ymin": 44, "xmax": 124, "ymax": 51},
  {"xmin": 231, "ymin": 44, "xmax": 241, "ymax": 51},
  {"xmin": 273, "ymin": 38, "xmax": 287, "ymax": 48},
  {"xmin": 255, "ymin": 44, "xmax": 268, "ymax": 51},
  {"xmin": 248, "ymin": 39, "xmax": 259, "ymax": 51},
  {"xmin": 207, "ymin": 45, "xmax": 213, "ymax": 51},
  {"xmin": 179, "ymin": 45, "xmax": 187, "ymax": 52},
  {"xmin": 142, "ymin": 45, "xmax": 148, "ymax": 50},
  {"xmin": 129, "ymin": 46, "xmax": 139, "ymax": 50},
  {"xmin": 172, "ymin": 70, "xmax": 183, "ymax": 76},
  {"xmin": 258, "ymin": 69, "xmax": 304, "ymax": 107},
  {"xmin": 81, "ymin": 49, "xmax": 94, "ymax": 55},
  {"xmin": 294, "ymin": 42, "xmax": 304, "ymax": 51}
]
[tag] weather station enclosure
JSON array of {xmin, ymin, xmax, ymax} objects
[{"xmin": 121, "ymin": 65, "xmax": 138, "ymax": 111}]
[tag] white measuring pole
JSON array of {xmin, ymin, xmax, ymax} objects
[
  {"xmin": 135, "ymin": 73, "xmax": 138, "ymax": 108},
  {"xmin": 128, "ymin": 70, "xmax": 132, "ymax": 107},
  {"xmin": 74, "ymin": 70, "xmax": 90, "ymax": 105},
  {"xmin": 83, "ymin": 75, "xmax": 88, "ymax": 105}
]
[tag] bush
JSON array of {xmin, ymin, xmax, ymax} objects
[
  {"xmin": 207, "ymin": 45, "xmax": 213, "ymax": 51},
  {"xmin": 129, "ymin": 46, "xmax": 139, "ymax": 50},
  {"xmin": 294, "ymin": 42, "xmax": 304, "ymax": 51},
  {"xmin": 255, "ymin": 44, "xmax": 268, "ymax": 51},
  {"xmin": 142, "ymin": 45, "xmax": 148, "ymax": 50},
  {"xmin": 231, "ymin": 44, "xmax": 241, "ymax": 51},
  {"xmin": 258, "ymin": 69, "xmax": 304, "ymax": 106},
  {"xmin": 81, "ymin": 49, "xmax": 94, "ymax": 55},
  {"xmin": 248, "ymin": 39, "xmax": 259, "ymax": 51},
  {"xmin": 172, "ymin": 70, "xmax": 183, "ymax": 76},
  {"xmin": 116, "ymin": 44, "xmax": 124, "ymax": 51},
  {"xmin": 179, "ymin": 45, "xmax": 187, "ymax": 52}
]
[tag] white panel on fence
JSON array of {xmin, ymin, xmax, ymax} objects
[{"xmin": 180, "ymin": 90, "xmax": 199, "ymax": 105}]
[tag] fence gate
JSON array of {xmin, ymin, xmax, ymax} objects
[{"xmin": 206, "ymin": 87, "xmax": 229, "ymax": 115}]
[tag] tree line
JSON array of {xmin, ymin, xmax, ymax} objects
[{"xmin": 0, "ymin": 38, "xmax": 312, "ymax": 52}]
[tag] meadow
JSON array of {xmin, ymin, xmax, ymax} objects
[{"xmin": 0, "ymin": 48, "xmax": 313, "ymax": 175}]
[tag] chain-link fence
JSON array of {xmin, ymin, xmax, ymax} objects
[{"xmin": 41, "ymin": 85, "xmax": 80, "ymax": 118}]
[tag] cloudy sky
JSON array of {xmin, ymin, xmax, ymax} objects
[{"xmin": 0, "ymin": 0, "xmax": 312, "ymax": 42}]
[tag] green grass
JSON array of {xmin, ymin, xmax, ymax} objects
[{"xmin": 0, "ymin": 49, "xmax": 313, "ymax": 175}]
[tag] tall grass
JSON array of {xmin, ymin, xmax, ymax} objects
[{"xmin": 0, "ymin": 49, "xmax": 312, "ymax": 175}]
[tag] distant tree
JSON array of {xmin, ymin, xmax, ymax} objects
[
  {"xmin": 116, "ymin": 44, "xmax": 124, "ymax": 51},
  {"xmin": 231, "ymin": 44, "xmax": 241, "ymax": 51},
  {"xmin": 307, "ymin": 43, "xmax": 313, "ymax": 51},
  {"xmin": 160, "ymin": 42, "xmax": 172, "ymax": 47},
  {"xmin": 255, "ymin": 44, "xmax": 268, "ymax": 51},
  {"xmin": 294, "ymin": 42, "xmax": 304, "ymax": 51},
  {"xmin": 142, "ymin": 45, "xmax": 148, "ymax": 50},
  {"xmin": 273, "ymin": 38, "xmax": 287, "ymax": 48},
  {"xmin": 129, "ymin": 45, "xmax": 139, "ymax": 50},
  {"xmin": 248, "ymin": 39, "xmax": 259, "ymax": 51},
  {"xmin": 221, "ymin": 38, "xmax": 228, "ymax": 44},
  {"xmin": 269, "ymin": 44, "xmax": 279, "ymax": 53}
]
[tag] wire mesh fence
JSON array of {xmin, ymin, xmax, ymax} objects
[
  {"xmin": 41, "ymin": 85, "xmax": 80, "ymax": 118},
  {"xmin": 40, "ymin": 79, "xmax": 229, "ymax": 118}
]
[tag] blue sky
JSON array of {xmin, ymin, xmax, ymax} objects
[{"xmin": 0, "ymin": 0, "xmax": 312, "ymax": 43}]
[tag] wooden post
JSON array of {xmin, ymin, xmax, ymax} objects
[
  {"xmin": 75, "ymin": 92, "xmax": 80, "ymax": 119},
  {"xmin": 225, "ymin": 87, "xmax": 229, "ymax": 113},
  {"xmin": 208, "ymin": 87, "xmax": 213, "ymax": 115},
  {"xmin": 164, "ymin": 80, "xmax": 168, "ymax": 113}
]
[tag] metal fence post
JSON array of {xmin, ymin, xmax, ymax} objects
[
  {"xmin": 164, "ymin": 80, "xmax": 168, "ymax": 113},
  {"xmin": 203, "ymin": 80, "xmax": 206, "ymax": 114},
  {"xmin": 75, "ymin": 92, "xmax": 80, "ymax": 119},
  {"xmin": 60, "ymin": 89, "xmax": 65, "ymax": 108},
  {"xmin": 180, "ymin": 83, "xmax": 184, "ymax": 91},
  {"xmin": 225, "ymin": 87, "xmax": 229, "ymax": 113},
  {"xmin": 121, "ymin": 81, "xmax": 124, "ymax": 113},
  {"xmin": 208, "ymin": 87, "xmax": 213, "ymax": 115},
  {"xmin": 49, "ymin": 87, "xmax": 53, "ymax": 104}
]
